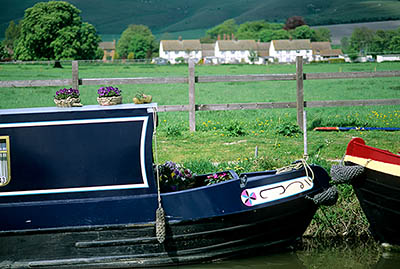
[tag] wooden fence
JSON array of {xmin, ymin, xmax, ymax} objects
[{"xmin": 1, "ymin": 57, "xmax": 400, "ymax": 131}]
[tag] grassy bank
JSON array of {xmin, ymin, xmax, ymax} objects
[{"xmin": 1, "ymin": 61, "xmax": 400, "ymax": 238}]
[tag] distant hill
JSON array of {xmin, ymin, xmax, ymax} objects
[{"xmin": 2, "ymin": 0, "xmax": 400, "ymax": 39}]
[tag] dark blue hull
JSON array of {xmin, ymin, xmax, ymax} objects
[{"xmin": 0, "ymin": 104, "xmax": 332, "ymax": 267}]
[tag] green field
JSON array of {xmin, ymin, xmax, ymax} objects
[
  {"xmin": 1, "ymin": 61, "xmax": 399, "ymax": 165},
  {"xmin": 1, "ymin": 61, "xmax": 400, "ymax": 237}
]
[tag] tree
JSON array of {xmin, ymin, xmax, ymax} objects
[
  {"xmin": 284, "ymin": 16, "xmax": 306, "ymax": 30},
  {"xmin": 312, "ymin": 28, "xmax": 331, "ymax": 42},
  {"xmin": 205, "ymin": 19, "xmax": 238, "ymax": 40},
  {"xmin": 389, "ymin": 34, "xmax": 400, "ymax": 52},
  {"xmin": 291, "ymin": 25, "xmax": 315, "ymax": 40},
  {"xmin": 259, "ymin": 29, "xmax": 290, "ymax": 42},
  {"xmin": 2, "ymin": 20, "xmax": 20, "ymax": 53},
  {"xmin": 117, "ymin": 25, "xmax": 155, "ymax": 59},
  {"xmin": 0, "ymin": 43, "xmax": 10, "ymax": 60},
  {"xmin": 340, "ymin": 37, "xmax": 351, "ymax": 53},
  {"xmin": 350, "ymin": 27, "xmax": 375, "ymax": 54},
  {"xmin": 248, "ymin": 50, "xmax": 258, "ymax": 64},
  {"xmin": 14, "ymin": 1, "xmax": 100, "ymax": 61},
  {"xmin": 236, "ymin": 20, "xmax": 270, "ymax": 39}
]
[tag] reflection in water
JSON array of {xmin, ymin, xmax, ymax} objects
[
  {"xmin": 374, "ymin": 252, "xmax": 400, "ymax": 269},
  {"xmin": 182, "ymin": 252, "xmax": 305, "ymax": 269},
  {"xmin": 179, "ymin": 239, "xmax": 400, "ymax": 268}
]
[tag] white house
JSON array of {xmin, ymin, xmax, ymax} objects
[
  {"xmin": 269, "ymin": 39, "xmax": 313, "ymax": 63},
  {"xmin": 255, "ymin": 42, "xmax": 273, "ymax": 64},
  {"xmin": 159, "ymin": 40, "xmax": 202, "ymax": 64},
  {"xmin": 377, "ymin": 54, "xmax": 400, "ymax": 63},
  {"xmin": 311, "ymin": 42, "xmax": 344, "ymax": 61},
  {"xmin": 215, "ymin": 40, "xmax": 258, "ymax": 64}
]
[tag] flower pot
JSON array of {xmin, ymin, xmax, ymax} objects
[
  {"xmin": 133, "ymin": 95, "xmax": 152, "ymax": 104},
  {"xmin": 97, "ymin": 96, "xmax": 122, "ymax": 106},
  {"xmin": 54, "ymin": 97, "xmax": 82, "ymax": 107}
]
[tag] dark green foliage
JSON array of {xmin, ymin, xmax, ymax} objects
[
  {"xmin": 223, "ymin": 120, "xmax": 246, "ymax": 137},
  {"xmin": 205, "ymin": 19, "xmax": 238, "ymax": 40},
  {"xmin": 116, "ymin": 25, "xmax": 155, "ymax": 59},
  {"xmin": 166, "ymin": 125, "xmax": 182, "ymax": 137},
  {"xmin": 0, "ymin": 43, "xmax": 10, "ymax": 60},
  {"xmin": 347, "ymin": 26, "xmax": 400, "ymax": 55},
  {"xmin": 2, "ymin": 20, "xmax": 20, "ymax": 52},
  {"xmin": 2, "ymin": 0, "xmax": 400, "ymax": 40},
  {"xmin": 13, "ymin": 1, "xmax": 100, "ymax": 60},
  {"xmin": 276, "ymin": 121, "xmax": 302, "ymax": 137}
]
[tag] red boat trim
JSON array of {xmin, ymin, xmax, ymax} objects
[{"xmin": 344, "ymin": 137, "xmax": 400, "ymax": 177}]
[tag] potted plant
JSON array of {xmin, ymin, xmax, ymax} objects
[
  {"xmin": 133, "ymin": 91, "xmax": 152, "ymax": 104},
  {"xmin": 97, "ymin": 86, "xmax": 122, "ymax": 106},
  {"xmin": 54, "ymin": 88, "xmax": 82, "ymax": 107}
]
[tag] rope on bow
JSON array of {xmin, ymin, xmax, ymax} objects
[{"xmin": 153, "ymin": 108, "xmax": 166, "ymax": 244}]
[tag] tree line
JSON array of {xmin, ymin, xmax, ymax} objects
[{"xmin": 1, "ymin": 1, "xmax": 400, "ymax": 62}]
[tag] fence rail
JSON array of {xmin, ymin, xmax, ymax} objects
[{"xmin": 1, "ymin": 57, "xmax": 400, "ymax": 131}]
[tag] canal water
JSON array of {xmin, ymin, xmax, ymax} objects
[{"xmin": 180, "ymin": 239, "xmax": 400, "ymax": 268}]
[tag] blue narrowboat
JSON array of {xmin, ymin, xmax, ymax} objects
[{"xmin": 0, "ymin": 103, "xmax": 334, "ymax": 268}]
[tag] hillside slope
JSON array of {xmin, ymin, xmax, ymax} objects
[{"xmin": 2, "ymin": 0, "xmax": 400, "ymax": 38}]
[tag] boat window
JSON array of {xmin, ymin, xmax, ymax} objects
[{"xmin": 0, "ymin": 136, "xmax": 10, "ymax": 186}]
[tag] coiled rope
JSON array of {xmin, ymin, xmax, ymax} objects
[
  {"xmin": 153, "ymin": 108, "xmax": 166, "ymax": 244},
  {"xmin": 276, "ymin": 158, "xmax": 315, "ymax": 182},
  {"xmin": 276, "ymin": 158, "xmax": 338, "ymax": 206}
]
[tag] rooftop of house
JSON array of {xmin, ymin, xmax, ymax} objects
[
  {"xmin": 319, "ymin": 48, "xmax": 344, "ymax": 56},
  {"xmin": 311, "ymin": 42, "xmax": 332, "ymax": 54},
  {"xmin": 201, "ymin": 43, "xmax": 215, "ymax": 57},
  {"xmin": 272, "ymin": 39, "xmax": 312, "ymax": 50},
  {"xmin": 216, "ymin": 40, "xmax": 258, "ymax": 51},
  {"xmin": 257, "ymin": 42, "xmax": 270, "ymax": 57},
  {"xmin": 161, "ymin": 40, "xmax": 202, "ymax": 51}
]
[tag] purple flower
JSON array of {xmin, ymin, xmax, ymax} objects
[
  {"xmin": 98, "ymin": 86, "xmax": 121, "ymax": 97},
  {"xmin": 55, "ymin": 88, "xmax": 80, "ymax": 100}
]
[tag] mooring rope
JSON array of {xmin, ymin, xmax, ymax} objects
[
  {"xmin": 276, "ymin": 158, "xmax": 315, "ymax": 182},
  {"xmin": 152, "ymin": 108, "xmax": 166, "ymax": 244}
]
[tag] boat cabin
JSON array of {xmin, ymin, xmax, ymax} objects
[{"xmin": 0, "ymin": 104, "xmax": 158, "ymax": 231}]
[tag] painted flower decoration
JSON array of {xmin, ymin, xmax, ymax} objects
[
  {"xmin": 97, "ymin": 86, "xmax": 121, "ymax": 97},
  {"xmin": 55, "ymin": 88, "xmax": 80, "ymax": 100}
]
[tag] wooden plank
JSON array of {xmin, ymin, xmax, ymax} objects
[
  {"xmin": 188, "ymin": 60, "xmax": 196, "ymax": 132},
  {"xmin": 306, "ymin": 99, "xmax": 400, "ymax": 107},
  {"xmin": 157, "ymin": 105, "xmax": 189, "ymax": 112},
  {"xmin": 0, "ymin": 79, "xmax": 73, "ymax": 88},
  {"xmin": 72, "ymin": 61, "xmax": 79, "ymax": 90},
  {"xmin": 196, "ymin": 102, "xmax": 297, "ymax": 111},
  {"xmin": 197, "ymin": 74, "xmax": 296, "ymax": 83},
  {"xmin": 306, "ymin": 71, "xmax": 400, "ymax": 80},
  {"xmin": 81, "ymin": 77, "xmax": 187, "ymax": 85},
  {"xmin": 296, "ymin": 56, "xmax": 304, "ymax": 131}
]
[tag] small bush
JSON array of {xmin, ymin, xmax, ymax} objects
[
  {"xmin": 223, "ymin": 120, "xmax": 246, "ymax": 137},
  {"xmin": 166, "ymin": 125, "xmax": 182, "ymax": 137},
  {"xmin": 275, "ymin": 121, "xmax": 302, "ymax": 137}
]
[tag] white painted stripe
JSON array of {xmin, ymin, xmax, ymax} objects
[
  {"xmin": 0, "ymin": 116, "xmax": 148, "ymax": 128},
  {"xmin": 0, "ymin": 183, "xmax": 149, "ymax": 197},
  {"xmin": 344, "ymin": 155, "xmax": 400, "ymax": 177},
  {"xmin": 0, "ymin": 116, "xmax": 151, "ymax": 196},
  {"xmin": 241, "ymin": 176, "xmax": 313, "ymax": 207}
]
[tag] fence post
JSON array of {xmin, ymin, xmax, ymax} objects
[
  {"xmin": 72, "ymin": 61, "xmax": 79, "ymax": 90},
  {"xmin": 296, "ymin": 56, "xmax": 304, "ymax": 131},
  {"xmin": 188, "ymin": 60, "xmax": 196, "ymax": 132}
]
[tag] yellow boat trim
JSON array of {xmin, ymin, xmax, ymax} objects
[{"xmin": 344, "ymin": 155, "xmax": 400, "ymax": 177}]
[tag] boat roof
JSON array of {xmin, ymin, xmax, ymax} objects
[{"xmin": 0, "ymin": 103, "xmax": 158, "ymax": 115}]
